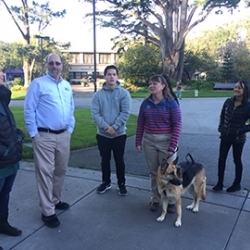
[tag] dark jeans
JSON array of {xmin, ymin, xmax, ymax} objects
[
  {"xmin": 218, "ymin": 139, "xmax": 244, "ymax": 185},
  {"xmin": 96, "ymin": 134, "xmax": 127, "ymax": 186},
  {"xmin": 0, "ymin": 173, "xmax": 17, "ymax": 217}
]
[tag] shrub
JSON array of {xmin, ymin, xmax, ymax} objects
[
  {"xmin": 185, "ymin": 81, "xmax": 214, "ymax": 91},
  {"xmin": 12, "ymin": 77, "xmax": 24, "ymax": 86},
  {"xmin": 11, "ymin": 85, "xmax": 27, "ymax": 91}
]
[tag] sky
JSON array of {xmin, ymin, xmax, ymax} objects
[{"xmin": 0, "ymin": 0, "xmax": 249, "ymax": 51}]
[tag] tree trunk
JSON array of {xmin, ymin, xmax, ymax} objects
[
  {"xmin": 161, "ymin": 39, "xmax": 185, "ymax": 81},
  {"xmin": 23, "ymin": 58, "xmax": 33, "ymax": 87}
]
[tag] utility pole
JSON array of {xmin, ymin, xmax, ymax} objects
[{"xmin": 34, "ymin": 35, "xmax": 50, "ymax": 76}]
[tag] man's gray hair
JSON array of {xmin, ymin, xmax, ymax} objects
[{"xmin": 46, "ymin": 53, "xmax": 63, "ymax": 64}]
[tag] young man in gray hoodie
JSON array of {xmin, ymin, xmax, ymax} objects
[{"xmin": 91, "ymin": 65, "xmax": 131, "ymax": 196}]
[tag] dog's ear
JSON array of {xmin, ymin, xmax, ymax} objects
[
  {"xmin": 160, "ymin": 158, "xmax": 168, "ymax": 173},
  {"xmin": 173, "ymin": 156, "xmax": 178, "ymax": 165}
]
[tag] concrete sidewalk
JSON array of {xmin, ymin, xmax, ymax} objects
[{"xmin": 1, "ymin": 161, "xmax": 249, "ymax": 250}]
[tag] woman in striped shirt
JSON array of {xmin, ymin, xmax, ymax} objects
[{"xmin": 135, "ymin": 74, "xmax": 182, "ymax": 212}]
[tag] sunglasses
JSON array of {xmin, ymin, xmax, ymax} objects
[{"xmin": 48, "ymin": 61, "xmax": 61, "ymax": 66}]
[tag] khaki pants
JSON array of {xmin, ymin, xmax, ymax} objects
[
  {"xmin": 143, "ymin": 132, "xmax": 176, "ymax": 204},
  {"xmin": 32, "ymin": 131, "xmax": 71, "ymax": 216}
]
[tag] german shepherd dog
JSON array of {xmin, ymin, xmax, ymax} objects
[{"xmin": 156, "ymin": 157, "xmax": 206, "ymax": 227}]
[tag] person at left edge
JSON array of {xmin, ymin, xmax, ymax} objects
[
  {"xmin": 24, "ymin": 53, "xmax": 75, "ymax": 228},
  {"xmin": 0, "ymin": 66, "xmax": 24, "ymax": 237}
]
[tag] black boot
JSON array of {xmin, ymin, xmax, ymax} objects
[
  {"xmin": 212, "ymin": 182, "xmax": 223, "ymax": 191},
  {"xmin": 0, "ymin": 214, "xmax": 22, "ymax": 236},
  {"xmin": 226, "ymin": 183, "xmax": 241, "ymax": 192},
  {"xmin": 212, "ymin": 162, "xmax": 225, "ymax": 191}
]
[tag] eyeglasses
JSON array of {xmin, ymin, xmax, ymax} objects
[{"xmin": 48, "ymin": 61, "xmax": 61, "ymax": 66}]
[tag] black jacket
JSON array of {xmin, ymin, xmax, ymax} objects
[
  {"xmin": 0, "ymin": 85, "xmax": 24, "ymax": 168},
  {"xmin": 218, "ymin": 97, "xmax": 250, "ymax": 143}
]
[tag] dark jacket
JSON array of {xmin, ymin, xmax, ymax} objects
[
  {"xmin": 0, "ymin": 85, "xmax": 24, "ymax": 168},
  {"xmin": 218, "ymin": 97, "xmax": 250, "ymax": 143}
]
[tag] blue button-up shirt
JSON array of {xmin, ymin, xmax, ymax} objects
[{"xmin": 24, "ymin": 74, "xmax": 75, "ymax": 137}]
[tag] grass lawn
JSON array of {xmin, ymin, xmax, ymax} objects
[
  {"xmin": 11, "ymin": 107, "xmax": 138, "ymax": 161},
  {"xmin": 11, "ymin": 90, "xmax": 27, "ymax": 100},
  {"xmin": 129, "ymin": 89, "xmax": 233, "ymax": 98}
]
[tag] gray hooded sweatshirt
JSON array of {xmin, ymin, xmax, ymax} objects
[{"xmin": 91, "ymin": 82, "xmax": 131, "ymax": 138}]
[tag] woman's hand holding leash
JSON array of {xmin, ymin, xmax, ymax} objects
[{"xmin": 136, "ymin": 146, "xmax": 142, "ymax": 153}]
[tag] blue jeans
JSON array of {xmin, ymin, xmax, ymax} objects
[
  {"xmin": 96, "ymin": 134, "xmax": 127, "ymax": 185},
  {"xmin": 176, "ymin": 89, "xmax": 182, "ymax": 99},
  {"xmin": 0, "ymin": 173, "xmax": 17, "ymax": 217}
]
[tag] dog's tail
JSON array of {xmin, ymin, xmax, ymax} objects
[{"xmin": 201, "ymin": 176, "xmax": 206, "ymax": 200}]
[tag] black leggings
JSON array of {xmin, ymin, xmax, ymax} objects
[{"xmin": 218, "ymin": 139, "xmax": 244, "ymax": 184}]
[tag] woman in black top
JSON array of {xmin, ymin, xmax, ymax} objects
[{"xmin": 213, "ymin": 81, "xmax": 250, "ymax": 192}]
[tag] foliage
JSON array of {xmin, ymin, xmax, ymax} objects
[
  {"xmin": 81, "ymin": 0, "xmax": 245, "ymax": 81},
  {"xmin": 185, "ymin": 18, "xmax": 250, "ymax": 82},
  {"xmin": 12, "ymin": 77, "xmax": 24, "ymax": 86},
  {"xmin": 185, "ymin": 81, "xmax": 214, "ymax": 91},
  {"xmin": 0, "ymin": 41, "xmax": 23, "ymax": 69},
  {"xmin": 116, "ymin": 43, "xmax": 162, "ymax": 87},
  {"xmin": 220, "ymin": 50, "xmax": 234, "ymax": 82},
  {"xmin": 184, "ymin": 50, "xmax": 219, "ymax": 81},
  {"xmin": 11, "ymin": 85, "xmax": 27, "ymax": 91},
  {"xmin": 232, "ymin": 45, "xmax": 250, "ymax": 81},
  {"xmin": 0, "ymin": 0, "xmax": 66, "ymax": 86}
]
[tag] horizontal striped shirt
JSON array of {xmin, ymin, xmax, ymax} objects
[{"xmin": 135, "ymin": 97, "xmax": 182, "ymax": 152}]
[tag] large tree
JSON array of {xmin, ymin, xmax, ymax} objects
[
  {"xmin": 0, "ymin": 0, "xmax": 66, "ymax": 86},
  {"xmin": 117, "ymin": 42, "xmax": 162, "ymax": 86},
  {"xmin": 82, "ymin": 0, "xmax": 247, "ymax": 80}
]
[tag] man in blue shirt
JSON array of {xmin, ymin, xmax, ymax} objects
[{"xmin": 24, "ymin": 53, "xmax": 75, "ymax": 228}]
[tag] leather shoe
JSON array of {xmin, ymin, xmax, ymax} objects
[
  {"xmin": 41, "ymin": 214, "xmax": 60, "ymax": 228},
  {"xmin": 55, "ymin": 201, "xmax": 70, "ymax": 210},
  {"xmin": 149, "ymin": 202, "xmax": 159, "ymax": 211}
]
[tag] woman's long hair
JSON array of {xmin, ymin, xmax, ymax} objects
[
  {"xmin": 162, "ymin": 74, "xmax": 179, "ymax": 105},
  {"xmin": 238, "ymin": 80, "xmax": 249, "ymax": 103}
]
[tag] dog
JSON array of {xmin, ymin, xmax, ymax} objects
[{"xmin": 156, "ymin": 156, "xmax": 206, "ymax": 227}]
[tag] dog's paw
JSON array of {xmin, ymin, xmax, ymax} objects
[
  {"xmin": 192, "ymin": 207, "xmax": 199, "ymax": 213},
  {"xmin": 174, "ymin": 220, "xmax": 182, "ymax": 227},
  {"xmin": 186, "ymin": 205, "xmax": 194, "ymax": 210},
  {"xmin": 156, "ymin": 216, "xmax": 165, "ymax": 222}
]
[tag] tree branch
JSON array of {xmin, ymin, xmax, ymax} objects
[{"xmin": 0, "ymin": 0, "xmax": 26, "ymax": 39}]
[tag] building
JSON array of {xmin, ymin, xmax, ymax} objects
[{"xmin": 66, "ymin": 49, "xmax": 117, "ymax": 83}]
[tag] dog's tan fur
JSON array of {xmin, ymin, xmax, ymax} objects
[{"xmin": 156, "ymin": 157, "xmax": 206, "ymax": 227}]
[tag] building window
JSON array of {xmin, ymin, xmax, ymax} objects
[
  {"xmin": 71, "ymin": 53, "xmax": 80, "ymax": 64},
  {"xmin": 83, "ymin": 54, "xmax": 94, "ymax": 64},
  {"xmin": 99, "ymin": 54, "xmax": 111, "ymax": 64}
]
